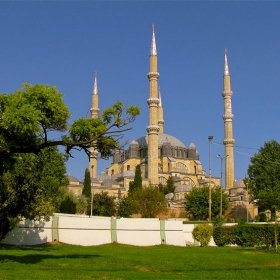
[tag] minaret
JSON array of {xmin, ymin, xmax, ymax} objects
[
  {"xmin": 158, "ymin": 87, "xmax": 164, "ymax": 134},
  {"xmin": 89, "ymin": 71, "xmax": 100, "ymax": 178},
  {"xmin": 222, "ymin": 49, "xmax": 235, "ymax": 189},
  {"xmin": 147, "ymin": 25, "xmax": 160, "ymax": 185}
]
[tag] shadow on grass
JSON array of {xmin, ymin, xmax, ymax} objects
[{"xmin": 0, "ymin": 253, "xmax": 100, "ymax": 264}]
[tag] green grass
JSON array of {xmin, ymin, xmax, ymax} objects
[{"xmin": 1, "ymin": 243, "xmax": 280, "ymax": 279}]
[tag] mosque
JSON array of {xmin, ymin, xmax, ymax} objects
[{"xmin": 68, "ymin": 25, "xmax": 237, "ymax": 208}]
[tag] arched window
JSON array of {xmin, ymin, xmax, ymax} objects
[
  {"xmin": 175, "ymin": 162, "xmax": 188, "ymax": 173},
  {"xmin": 159, "ymin": 176, "xmax": 167, "ymax": 186},
  {"xmin": 127, "ymin": 165, "xmax": 130, "ymax": 171},
  {"xmin": 111, "ymin": 169, "xmax": 114, "ymax": 175}
]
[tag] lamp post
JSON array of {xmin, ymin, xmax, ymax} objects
[
  {"xmin": 90, "ymin": 165, "xmax": 94, "ymax": 217},
  {"xmin": 216, "ymin": 154, "xmax": 228, "ymax": 218},
  {"xmin": 208, "ymin": 136, "xmax": 213, "ymax": 222}
]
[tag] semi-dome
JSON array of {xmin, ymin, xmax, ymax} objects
[{"xmin": 136, "ymin": 133, "xmax": 186, "ymax": 149}]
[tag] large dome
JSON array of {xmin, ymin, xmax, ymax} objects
[{"xmin": 136, "ymin": 134, "xmax": 186, "ymax": 148}]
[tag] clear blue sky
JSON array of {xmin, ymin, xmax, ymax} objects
[{"xmin": 1, "ymin": 1, "xmax": 280, "ymax": 183}]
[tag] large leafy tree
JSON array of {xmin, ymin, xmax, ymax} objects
[
  {"xmin": 0, "ymin": 83, "xmax": 140, "ymax": 240},
  {"xmin": 0, "ymin": 146, "xmax": 68, "ymax": 240},
  {"xmin": 247, "ymin": 140, "xmax": 280, "ymax": 220},
  {"xmin": 130, "ymin": 186, "xmax": 168, "ymax": 218},
  {"xmin": 0, "ymin": 83, "xmax": 140, "ymax": 162},
  {"xmin": 185, "ymin": 185, "xmax": 229, "ymax": 220}
]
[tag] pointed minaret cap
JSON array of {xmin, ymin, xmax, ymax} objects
[
  {"xmin": 224, "ymin": 49, "xmax": 230, "ymax": 76},
  {"xmin": 150, "ymin": 24, "xmax": 157, "ymax": 56},
  {"xmin": 92, "ymin": 71, "xmax": 98, "ymax": 95},
  {"xmin": 158, "ymin": 86, "xmax": 162, "ymax": 107}
]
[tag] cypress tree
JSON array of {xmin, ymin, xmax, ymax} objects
[
  {"xmin": 129, "ymin": 165, "xmax": 142, "ymax": 193},
  {"xmin": 82, "ymin": 169, "xmax": 91, "ymax": 198}
]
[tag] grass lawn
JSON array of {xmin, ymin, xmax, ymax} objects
[{"xmin": 1, "ymin": 243, "xmax": 280, "ymax": 279}]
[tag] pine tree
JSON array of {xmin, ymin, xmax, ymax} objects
[{"xmin": 82, "ymin": 169, "xmax": 91, "ymax": 198}]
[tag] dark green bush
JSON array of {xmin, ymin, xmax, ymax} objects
[
  {"xmin": 213, "ymin": 226, "xmax": 234, "ymax": 247},
  {"xmin": 192, "ymin": 224, "xmax": 213, "ymax": 247},
  {"xmin": 213, "ymin": 224, "xmax": 280, "ymax": 248}
]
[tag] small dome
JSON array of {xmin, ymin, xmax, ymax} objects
[
  {"xmin": 136, "ymin": 134, "xmax": 186, "ymax": 149},
  {"xmin": 189, "ymin": 142, "xmax": 196, "ymax": 149},
  {"xmin": 233, "ymin": 179, "xmax": 246, "ymax": 188},
  {"xmin": 130, "ymin": 139, "xmax": 139, "ymax": 146},
  {"xmin": 67, "ymin": 175, "xmax": 80, "ymax": 183}
]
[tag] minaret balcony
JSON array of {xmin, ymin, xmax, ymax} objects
[
  {"xmin": 222, "ymin": 90, "xmax": 233, "ymax": 97},
  {"xmin": 223, "ymin": 138, "xmax": 235, "ymax": 145},
  {"xmin": 147, "ymin": 98, "xmax": 160, "ymax": 106},
  {"xmin": 147, "ymin": 71, "xmax": 160, "ymax": 79},
  {"xmin": 223, "ymin": 113, "xmax": 234, "ymax": 120},
  {"xmin": 90, "ymin": 107, "xmax": 100, "ymax": 113},
  {"xmin": 146, "ymin": 125, "xmax": 160, "ymax": 134}
]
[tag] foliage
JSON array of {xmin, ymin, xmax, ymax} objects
[
  {"xmin": 0, "ymin": 83, "xmax": 140, "ymax": 241},
  {"xmin": 87, "ymin": 192, "xmax": 116, "ymax": 217},
  {"xmin": 213, "ymin": 226, "xmax": 234, "ymax": 247},
  {"xmin": 192, "ymin": 224, "xmax": 213, "ymax": 247},
  {"xmin": 247, "ymin": 140, "xmax": 280, "ymax": 220},
  {"xmin": 82, "ymin": 169, "xmax": 91, "ymax": 198},
  {"xmin": 59, "ymin": 196, "xmax": 77, "ymax": 214},
  {"xmin": 159, "ymin": 176, "xmax": 175, "ymax": 195},
  {"xmin": 185, "ymin": 185, "xmax": 229, "ymax": 220},
  {"xmin": 0, "ymin": 147, "xmax": 68, "ymax": 240},
  {"xmin": 213, "ymin": 224, "xmax": 280, "ymax": 248},
  {"xmin": 130, "ymin": 186, "xmax": 168, "ymax": 218},
  {"xmin": 128, "ymin": 165, "xmax": 142, "ymax": 193},
  {"xmin": 212, "ymin": 216, "xmax": 224, "ymax": 227},
  {"xmin": 117, "ymin": 195, "xmax": 134, "ymax": 218}
]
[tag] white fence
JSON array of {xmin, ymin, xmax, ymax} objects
[{"xmin": 2, "ymin": 214, "xmax": 187, "ymax": 247}]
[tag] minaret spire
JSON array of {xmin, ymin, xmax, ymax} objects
[
  {"xmin": 89, "ymin": 71, "xmax": 100, "ymax": 178},
  {"xmin": 222, "ymin": 49, "xmax": 235, "ymax": 189},
  {"xmin": 158, "ymin": 87, "xmax": 164, "ymax": 134},
  {"xmin": 147, "ymin": 24, "xmax": 160, "ymax": 185},
  {"xmin": 150, "ymin": 24, "xmax": 157, "ymax": 56}
]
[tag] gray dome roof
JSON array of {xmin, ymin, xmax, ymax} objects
[
  {"xmin": 136, "ymin": 134, "xmax": 186, "ymax": 149},
  {"xmin": 233, "ymin": 179, "xmax": 246, "ymax": 188},
  {"xmin": 67, "ymin": 175, "xmax": 80, "ymax": 183}
]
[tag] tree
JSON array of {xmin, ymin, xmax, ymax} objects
[
  {"xmin": 247, "ymin": 140, "xmax": 280, "ymax": 220},
  {"xmin": 0, "ymin": 83, "xmax": 140, "ymax": 161},
  {"xmin": 159, "ymin": 176, "xmax": 175, "ymax": 195},
  {"xmin": 87, "ymin": 192, "xmax": 116, "ymax": 217},
  {"xmin": 82, "ymin": 169, "xmax": 91, "ymax": 198},
  {"xmin": 0, "ymin": 83, "xmax": 140, "ymax": 240},
  {"xmin": 185, "ymin": 185, "xmax": 229, "ymax": 220},
  {"xmin": 0, "ymin": 146, "xmax": 68, "ymax": 240},
  {"xmin": 129, "ymin": 164, "xmax": 142, "ymax": 192},
  {"xmin": 130, "ymin": 186, "xmax": 168, "ymax": 218}
]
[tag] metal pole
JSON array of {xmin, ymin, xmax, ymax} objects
[
  {"xmin": 208, "ymin": 136, "xmax": 213, "ymax": 222},
  {"xmin": 246, "ymin": 182, "xmax": 249, "ymax": 223},
  {"xmin": 217, "ymin": 154, "xmax": 228, "ymax": 218}
]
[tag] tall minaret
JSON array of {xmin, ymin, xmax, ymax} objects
[
  {"xmin": 89, "ymin": 71, "xmax": 100, "ymax": 178},
  {"xmin": 222, "ymin": 49, "xmax": 235, "ymax": 189},
  {"xmin": 147, "ymin": 25, "xmax": 160, "ymax": 185},
  {"xmin": 158, "ymin": 87, "xmax": 164, "ymax": 134}
]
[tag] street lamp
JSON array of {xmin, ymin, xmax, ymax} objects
[
  {"xmin": 216, "ymin": 154, "xmax": 228, "ymax": 218},
  {"xmin": 90, "ymin": 165, "xmax": 94, "ymax": 217},
  {"xmin": 208, "ymin": 136, "xmax": 213, "ymax": 222}
]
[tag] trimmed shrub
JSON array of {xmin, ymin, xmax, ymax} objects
[
  {"xmin": 213, "ymin": 226, "xmax": 234, "ymax": 247},
  {"xmin": 192, "ymin": 224, "xmax": 213, "ymax": 247}
]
